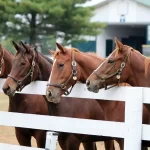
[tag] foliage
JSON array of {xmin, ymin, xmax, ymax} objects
[{"xmin": 0, "ymin": 0, "xmax": 105, "ymax": 47}]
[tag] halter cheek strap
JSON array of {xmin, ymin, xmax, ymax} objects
[
  {"xmin": 94, "ymin": 51, "xmax": 130, "ymax": 90},
  {"xmin": 0, "ymin": 47, "xmax": 4, "ymax": 75},
  {"xmin": 8, "ymin": 51, "xmax": 36, "ymax": 91},
  {"xmin": 47, "ymin": 50, "xmax": 77, "ymax": 96}
]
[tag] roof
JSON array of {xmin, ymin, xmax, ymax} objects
[
  {"xmin": 94, "ymin": 0, "xmax": 150, "ymax": 8},
  {"xmin": 135, "ymin": 0, "xmax": 150, "ymax": 7}
]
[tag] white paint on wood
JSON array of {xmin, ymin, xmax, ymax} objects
[
  {"xmin": 0, "ymin": 111, "xmax": 125, "ymax": 138},
  {"xmin": 124, "ymin": 88, "xmax": 143, "ymax": 150},
  {"xmin": 0, "ymin": 143, "xmax": 43, "ymax": 150},
  {"xmin": 0, "ymin": 79, "xmax": 150, "ymax": 150},
  {"xmin": 142, "ymin": 88, "xmax": 150, "ymax": 104},
  {"xmin": 0, "ymin": 79, "xmax": 146, "ymax": 103},
  {"xmin": 142, "ymin": 125, "xmax": 150, "ymax": 141},
  {"xmin": 45, "ymin": 131, "xmax": 58, "ymax": 150}
]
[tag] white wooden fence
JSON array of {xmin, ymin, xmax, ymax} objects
[{"xmin": 0, "ymin": 78, "xmax": 150, "ymax": 150}]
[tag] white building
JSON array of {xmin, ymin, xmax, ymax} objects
[{"xmin": 91, "ymin": 0, "xmax": 150, "ymax": 57}]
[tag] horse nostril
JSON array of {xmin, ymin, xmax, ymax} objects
[
  {"xmin": 86, "ymin": 80, "xmax": 90, "ymax": 87},
  {"xmin": 3, "ymin": 85, "xmax": 10, "ymax": 94},
  {"xmin": 47, "ymin": 90, "xmax": 52, "ymax": 97}
]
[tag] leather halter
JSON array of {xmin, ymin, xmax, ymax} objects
[
  {"xmin": 0, "ymin": 47, "xmax": 4, "ymax": 75},
  {"xmin": 94, "ymin": 49, "xmax": 131, "ymax": 90},
  {"xmin": 8, "ymin": 51, "xmax": 36, "ymax": 91},
  {"xmin": 47, "ymin": 50, "xmax": 77, "ymax": 96}
]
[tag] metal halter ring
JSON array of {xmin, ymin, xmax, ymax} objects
[
  {"xmin": 32, "ymin": 61, "xmax": 35, "ymax": 66},
  {"xmin": 72, "ymin": 61, "xmax": 76, "ymax": 66},
  {"xmin": 121, "ymin": 62, "xmax": 125, "ymax": 68}
]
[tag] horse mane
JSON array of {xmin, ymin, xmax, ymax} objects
[
  {"xmin": 129, "ymin": 48, "xmax": 150, "ymax": 77},
  {"xmin": 39, "ymin": 52, "xmax": 53, "ymax": 64},
  {"xmin": 114, "ymin": 45, "xmax": 150, "ymax": 77},
  {"xmin": 54, "ymin": 47, "xmax": 104, "ymax": 61}
]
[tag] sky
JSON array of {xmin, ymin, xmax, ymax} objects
[{"xmin": 83, "ymin": 0, "xmax": 106, "ymax": 6}]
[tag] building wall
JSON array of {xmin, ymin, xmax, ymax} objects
[
  {"xmin": 91, "ymin": 4, "xmax": 109, "ymax": 22},
  {"xmin": 92, "ymin": 0, "xmax": 150, "ymax": 24},
  {"xmin": 96, "ymin": 25, "xmax": 146, "ymax": 57},
  {"xmin": 136, "ymin": 3, "xmax": 150, "ymax": 23}
]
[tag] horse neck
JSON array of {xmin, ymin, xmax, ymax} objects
[
  {"xmin": 3, "ymin": 49, "xmax": 12, "ymax": 77},
  {"xmin": 75, "ymin": 52, "xmax": 104, "ymax": 83},
  {"xmin": 36, "ymin": 53, "xmax": 52, "ymax": 81},
  {"xmin": 127, "ymin": 51, "xmax": 150, "ymax": 87},
  {"xmin": 97, "ymin": 100, "xmax": 121, "ymax": 120}
]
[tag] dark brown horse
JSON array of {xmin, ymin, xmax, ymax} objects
[
  {"xmin": 46, "ymin": 43, "xmax": 150, "ymax": 150},
  {"xmin": 2, "ymin": 41, "xmax": 114, "ymax": 150},
  {"xmin": 0, "ymin": 44, "xmax": 48, "ymax": 147}
]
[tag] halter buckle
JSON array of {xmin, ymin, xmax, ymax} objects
[
  {"xmin": 72, "ymin": 70, "xmax": 77, "ymax": 75},
  {"xmin": 60, "ymin": 84, "xmax": 66, "ymax": 90},
  {"xmin": 100, "ymin": 78, "xmax": 105, "ymax": 82},
  {"xmin": 1, "ymin": 58, "xmax": 4, "ymax": 64},
  {"xmin": 17, "ymin": 80, "xmax": 22, "ymax": 85},
  {"xmin": 30, "ymin": 71, "xmax": 33, "ymax": 77}
]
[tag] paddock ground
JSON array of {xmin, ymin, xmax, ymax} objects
[{"xmin": 0, "ymin": 93, "xmax": 135, "ymax": 150}]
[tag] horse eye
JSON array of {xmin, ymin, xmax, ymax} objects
[
  {"xmin": 108, "ymin": 59, "xmax": 114, "ymax": 63},
  {"xmin": 59, "ymin": 63, "xmax": 64, "ymax": 68},
  {"xmin": 21, "ymin": 62, "xmax": 26, "ymax": 65}
]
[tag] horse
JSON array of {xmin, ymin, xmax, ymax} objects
[
  {"xmin": 0, "ymin": 44, "xmax": 49, "ymax": 147},
  {"xmin": 2, "ymin": 41, "xmax": 114, "ymax": 150},
  {"xmin": 86, "ymin": 38, "xmax": 150, "ymax": 149},
  {"xmin": 45, "ymin": 42, "xmax": 150, "ymax": 150},
  {"xmin": 86, "ymin": 37, "xmax": 150, "ymax": 91}
]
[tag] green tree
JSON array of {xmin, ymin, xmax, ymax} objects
[{"xmin": 0, "ymin": 0, "xmax": 105, "ymax": 45}]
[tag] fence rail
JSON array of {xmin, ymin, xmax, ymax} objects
[{"xmin": 0, "ymin": 79, "xmax": 149, "ymax": 150}]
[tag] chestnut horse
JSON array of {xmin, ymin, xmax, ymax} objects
[
  {"xmin": 2, "ymin": 41, "xmax": 114, "ymax": 150},
  {"xmin": 86, "ymin": 38, "xmax": 150, "ymax": 149},
  {"xmin": 86, "ymin": 38, "xmax": 150, "ymax": 91},
  {"xmin": 46, "ymin": 43, "xmax": 149, "ymax": 150}
]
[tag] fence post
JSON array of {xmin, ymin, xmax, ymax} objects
[
  {"xmin": 124, "ymin": 87, "xmax": 143, "ymax": 150},
  {"xmin": 45, "ymin": 131, "xmax": 58, "ymax": 150}
]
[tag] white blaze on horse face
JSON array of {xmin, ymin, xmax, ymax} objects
[
  {"xmin": 48, "ymin": 59, "xmax": 56, "ymax": 83},
  {"xmin": 95, "ymin": 54, "xmax": 111, "ymax": 72}
]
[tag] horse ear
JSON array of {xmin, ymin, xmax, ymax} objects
[
  {"xmin": 56, "ymin": 43, "xmax": 66, "ymax": 53},
  {"xmin": 34, "ymin": 46, "xmax": 37, "ymax": 51},
  {"xmin": 49, "ymin": 50, "xmax": 55, "ymax": 55},
  {"xmin": 12, "ymin": 41, "xmax": 21, "ymax": 52},
  {"xmin": 20, "ymin": 41, "xmax": 30, "ymax": 53},
  {"xmin": 115, "ymin": 37, "xmax": 124, "ymax": 51},
  {"xmin": 0, "ymin": 44, "xmax": 2, "ymax": 50}
]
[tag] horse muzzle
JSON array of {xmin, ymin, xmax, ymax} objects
[
  {"xmin": 86, "ymin": 80, "xmax": 100, "ymax": 93},
  {"xmin": 46, "ymin": 88, "xmax": 60, "ymax": 103},
  {"xmin": 2, "ymin": 84, "xmax": 16, "ymax": 97}
]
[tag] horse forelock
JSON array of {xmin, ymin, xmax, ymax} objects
[{"xmin": 53, "ymin": 47, "xmax": 80, "ymax": 59}]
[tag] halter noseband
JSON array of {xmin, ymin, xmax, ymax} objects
[
  {"xmin": 8, "ymin": 51, "xmax": 36, "ymax": 91},
  {"xmin": 94, "ymin": 49, "xmax": 131, "ymax": 90},
  {"xmin": 47, "ymin": 50, "xmax": 77, "ymax": 96}
]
